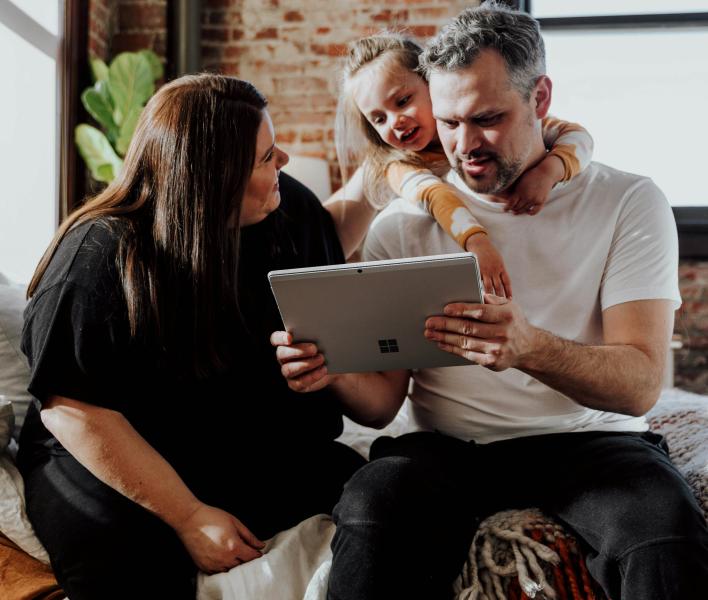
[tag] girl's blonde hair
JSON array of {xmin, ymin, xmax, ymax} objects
[{"xmin": 335, "ymin": 32, "xmax": 434, "ymax": 208}]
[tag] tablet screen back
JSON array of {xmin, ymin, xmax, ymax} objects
[{"xmin": 268, "ymin": 253, "xmax": 483, "ymax": 373}]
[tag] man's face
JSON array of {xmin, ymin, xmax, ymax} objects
[{"xmin": 429, "ymin": 49, "xmax": 544, "ymax": 196}]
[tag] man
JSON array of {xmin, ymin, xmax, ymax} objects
[{"xmin": 273, "ymin": 3, "xmax": 708, "ymax": 599}]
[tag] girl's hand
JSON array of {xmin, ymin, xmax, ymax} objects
[
  {"xmin": 175, "ymin": 503, "xmax": 265, "ymax": 574},
  {"xmin": 503, "ymin": 154, "xmax": 564, "ymax": 215},
  {"xmin": 270, "ymin": 331, "xmax": 335, "ymax": 393},
  {"xmin": 465, "ymin": 234, "xmax": 512, "ymax": 298}
]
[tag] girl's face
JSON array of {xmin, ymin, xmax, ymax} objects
[
  {"xmin": 240, "ymin": 110, "xmax": 289, "ymax": 227},
  {"xmin": 351, "ymin": 59, "xmax": 437, "ymax": 153}
]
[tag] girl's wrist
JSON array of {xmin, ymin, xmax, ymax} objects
[{"xmin": 540, "ymin": 154, "xmax": 566, "ymax": 183}]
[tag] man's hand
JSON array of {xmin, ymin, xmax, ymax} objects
[
  {"xmin": 424, "ymin": 293, "xmax": 537, "ymax": 370},
  {"xmin": 270, "ymin": 331, "xmax": 335, "ymax": 392}
]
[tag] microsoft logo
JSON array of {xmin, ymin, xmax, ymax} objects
[{"xmin": 378, "ymin": 338, "xmax": 399, "ymax": 354}]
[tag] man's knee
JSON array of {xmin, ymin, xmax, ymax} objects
[{"xmin": 333, "ymin": 455, "xmax": 432, "ymax": 528}]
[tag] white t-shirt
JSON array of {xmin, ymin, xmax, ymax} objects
[{"xmin": 363, "ymin": 162, "xmax": 681, "ymax": 444}]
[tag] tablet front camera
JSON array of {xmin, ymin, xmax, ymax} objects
[{"xmin": 357, "ymin": 268, "xmax": 363, "ymax": 273}]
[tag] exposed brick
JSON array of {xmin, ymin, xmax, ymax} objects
[
  {"xmin": 284, "ymin": 10, "xmax": 304, "ymax": 22},
  {"xmin": 203, "ymin": 27, "xmax": 229, "ymax": 42},
  {"xmin": 203, "ymin": 0, "xmax": 235, "ymax": 8},
  {"xmin": 370, "ymin": 9, "xmax": 409, "ymax": 22},
  {"xmin": 273, "ymin": 77, "xmax": 330, "ymax": 94},
  {"xmin": 112, "ymin": 32, "xmax": 153, "ymax": 53},
  {"xmin": 407, "ymin": 25, "xmax": 438, "ymax": 38},
  {"xmin": 119, "ymin": 4, "xmax": 166, "ymax": 32},
  {"xmin": 311, "ymin": 43, "xmax": 347, "ymax": 57},
  {"xmin": 255, "ymin": 27, "xmax": 278, "ymax": 40},
  {"xmin": 277, "ymin": 130, "xmax": 297, "ymax": 144}
]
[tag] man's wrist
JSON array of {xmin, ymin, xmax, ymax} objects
[{"xmin": 514, "ymin": 325, "xmax": 549, "ymax": 371}]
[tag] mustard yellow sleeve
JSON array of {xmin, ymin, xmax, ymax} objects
[
  {"xmin": 541, "ymin": 116, "xmax": 594, "ymax": 182},
  {"xmin": 385, "ymin": 161, "xmax": 486, "ymax": 249}
]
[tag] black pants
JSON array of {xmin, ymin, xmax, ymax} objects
[
  {"xmin": 21, "ymin": 440, "xmax": 365, "ymax": 600},
  {"xmin": 328, "ymin": 430, "xmax": 708, "ymax": 600}
]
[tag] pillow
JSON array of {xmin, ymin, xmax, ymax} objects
[{"xmin": 0, "ymin": 279, "xmax": 32, "ymax": 440}]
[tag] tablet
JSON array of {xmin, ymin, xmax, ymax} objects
[{"xmin": 268, "ymin": 252, "xmax": 483, "ymax": 373}]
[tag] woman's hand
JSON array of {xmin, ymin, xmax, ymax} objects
[
  {"xmin": 465, "ymin": 234, "xmax": 512, "ymax": 298},
  {"xmin": 175, "ymin": 503, "xmax": 265, "ymax": 574},
  {"xmin": 270, "ymin": 331, "xmax": 336, "ymax": 392}
]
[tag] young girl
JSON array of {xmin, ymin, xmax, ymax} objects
[{"xmin": 327, "ymin": 33, "xmax": 593, "ymax": 298}]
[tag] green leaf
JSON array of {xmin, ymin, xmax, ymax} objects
[
  {"xmin": 108, "ymin": 52, "xmax": 154, "ymax": 127},
  {"xmin": 96, "ymin": 79, "xmax": 113, "ymax": 109},
  {"xmin": 115, "ymin": 106, "xmax": 142, "ymax": 156},
  {"xmin": 75, "ymin": 124, "xmax": 124, "ymax": 183},
  {"xmin": 97, "ymin": 164, "xmax": 117, "ymax": 181},
  {"xmin": 139, "ymin": 49, "xmax": 164, "ymax": 80},
  {"xmin": 90, "ymin": 57, "xmax": 109, "ymax": 83},
  {"xmin": 81, "ymin": 87, "xmax": 118, "ymax": 141}
]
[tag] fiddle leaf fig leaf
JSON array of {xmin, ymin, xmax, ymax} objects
[
  {"xmin": 139, "ymin": 49, "xmax": 164, "ymax": 80},
  {"xmin": 90, "ymin": 57, "xmax": 109, "ymax": 83},
  {"xmin": 75, "ymin": 124, "xmax": 124, "ymax": 183},
  {"xmin": 108, "ymin": 52, "xmax": 154, "ymax": 127},
  {"xmin": 81, "ymin": 87, "xmax": 118, "ymax": 143},
  {"xmin": 115, "ymin": 106, "xmax": 142, "ymax": 157}
]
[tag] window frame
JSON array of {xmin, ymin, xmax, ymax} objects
[{"xmin": 517, "ymin": 1, "xmax": 708, "ymax": 257}]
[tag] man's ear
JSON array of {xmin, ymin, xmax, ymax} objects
[{"xmin": 532, "ymin": 75, "xmax": 552, "ymax": 119}]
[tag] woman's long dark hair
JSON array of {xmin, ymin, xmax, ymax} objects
[{"xmin": 28, "ymin": 74, "xmax": 268, "ymax": 377}]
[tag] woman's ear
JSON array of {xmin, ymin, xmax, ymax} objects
[{"xmin": 533, "ymin": 75, "xmax": 553, "ymax": 119}]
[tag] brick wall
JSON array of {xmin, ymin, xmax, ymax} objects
[
  {"xmin": 676, "ymin": 262, "xmax": 708, "ymax": 392},
  {"xmin": 88, "ymin": 0, "xmax": 167, "ymax": 63},
  {"xmin": 88, "ymin": 0, "xmax": 708, "ymax": 393},
  {"xmin": 201, "ymin": 0, "xmax": 474, "ymax": 186},
  {"xmin": 88, "ymin": 0, "xmax": 117, "ymax": 60}
]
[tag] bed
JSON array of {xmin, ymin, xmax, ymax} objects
[{"xmin": 2, "ymin": 276, "xmax": 707, "ymax": 600}]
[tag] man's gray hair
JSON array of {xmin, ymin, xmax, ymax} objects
[{"xmin": 419, "ymin": 1, "xmax": 546, "ymax": 100}]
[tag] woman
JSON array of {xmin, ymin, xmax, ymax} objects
[{"xmin": 17, "ymin": 74, "xmax": 364, "ymax": 599}]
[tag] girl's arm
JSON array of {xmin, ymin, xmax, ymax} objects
[
  {"xmin": 40, "ymin": 395, "xmax": 265, "ymax": 574},
  {"xmin": 387, "ymin": 162, "xmax": 512, "ymax": 297},
  {"xmin": 542, "ymin": 116, "xmax": 594, "ymax": 182},
  {"xmin": 323, "ymin": 167, "xmax": 377, "ymax": 259},
  {"xmin": 504, "ymin": 118, "xmax": 594, "ymax": 215}
]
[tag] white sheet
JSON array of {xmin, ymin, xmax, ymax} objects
[{"xmin": 197, "ymin": 514, "xmax": 334, "ymax": 600}]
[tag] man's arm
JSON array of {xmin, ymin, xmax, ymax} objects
[
  {"xmin": 271, "ymin": 331, "xmax": 409, "ymax": 428},
  {"xmin": 425, "ymin": 295, "xmax": 674, "ymax": 416}
]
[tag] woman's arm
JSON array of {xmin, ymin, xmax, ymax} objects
[
  {"xmin": 270, "ymin": 331, "xmax": 409, "ymax": 428},
  {"xmin": 40, "ymin": 395, "xmax": 265, "ymax": 573},
  {"xmin": 323, "ymin": 167, "xmax": 377, "ymax": 259}
]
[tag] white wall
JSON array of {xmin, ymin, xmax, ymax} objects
[{"xmin": 0, "ymin": 1, "xmax": 60, "ymax": 285}]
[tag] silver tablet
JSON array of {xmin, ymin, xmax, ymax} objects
[{"xmin": 268, "ymin": 252, "xmax": 483, "ymax": 373}]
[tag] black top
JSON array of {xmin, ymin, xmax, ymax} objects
[{"xmin": 18, "ymin": 173, "xmax": 346, "ymax": 482}]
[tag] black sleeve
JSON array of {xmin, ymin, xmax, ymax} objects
[
  {"xmin": 274, "ymin": 171, "xmax": 345, "ymax": 268},
  {"xmin": 21, "ymin": 227, "xmax": 132, "ymax": 412}
]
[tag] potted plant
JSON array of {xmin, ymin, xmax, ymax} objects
[{"xmin": 75, "ymin": 50, "xmax": 163, "ymax": 184}]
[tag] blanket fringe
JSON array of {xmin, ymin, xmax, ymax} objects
[{"xmin": 453, "ymin": 509, "xmax": 563, "ymax": 600}]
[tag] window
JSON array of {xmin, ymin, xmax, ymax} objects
[
  {"xmin": 0, "ymin": 1, "xmax": 61, "ymax": 284},
  {"xmin": 520, "ymin": 1, "xmax": 708, "ymax": 256}
]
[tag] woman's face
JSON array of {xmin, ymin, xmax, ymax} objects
[{"xmin": 240, "ymin": 110, "xmax": 289, "ymax": 227}]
